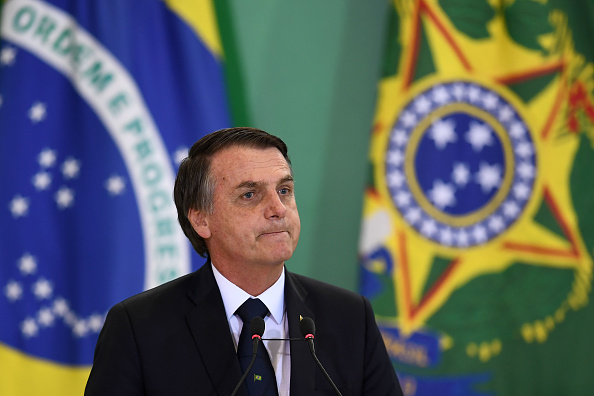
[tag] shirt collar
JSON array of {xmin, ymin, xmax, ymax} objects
[{"xmin": 212, "ymin": 262, "xmax": 285, "ymax": 324}]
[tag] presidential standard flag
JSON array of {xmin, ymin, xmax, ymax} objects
[
  {"xmin": 0, "ymin": 0, "xmax": 231, "ymax": 393},
  {"xmin": 359, "ymin": 0, "xmax": 594, "ymax": 395}
]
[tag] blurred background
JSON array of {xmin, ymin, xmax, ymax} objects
[
  {"xmin": 1, "ymin": 0, "xmax": 593, "ymax": 395},
  {"xmin": 224, "ymin": 0, "xmax": 387, "ymax": 290}
]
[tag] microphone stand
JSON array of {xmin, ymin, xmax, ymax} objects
[
  {"xmin": 230, "ymin": 317, "xmax": 343, "ymax": 396},
  {"xmin": 299, "ymin": 317, "xmax": 342, "ymax": 396},
  {"xmin": 305, "ymin": 336, "xmax": 343, "ymax": 396},
  {"xmin": 230, "ymin": 334, "xmax": 260, "ymax": 396},
  {"xmin": 230, "ymin": 317, "xmax": 264, "ymax": 396}
]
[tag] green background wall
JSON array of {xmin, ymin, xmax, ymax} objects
[{"xmin": 224, "ymin": 0, "xmax": 390, "ymax": 291}]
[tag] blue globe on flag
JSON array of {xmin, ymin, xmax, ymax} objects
[{"xmin": 0, "ymin": 0, "xmax": 231, "ymax": 391}]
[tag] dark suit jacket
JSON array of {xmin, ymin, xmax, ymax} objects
[{"xmin": 85, "ymin": 263, "xmax": 403, "ymax": 396}]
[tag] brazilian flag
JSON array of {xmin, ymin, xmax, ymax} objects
[
  {"xmin": 0, "ymin": 0, "xmax": 232, "ymax": 393},
  {"xmin": 359, "ymin": 0, "xmax": 594, "ymax": 395}
]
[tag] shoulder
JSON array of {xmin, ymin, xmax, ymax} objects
[
  {"xmin": 100, "ymin": 268, "xmax": 209, "ymax": 341},
  {"xmin": 121, "ymin": 271, "xmax": 195, "ymax": 309},
  {"xmin": 287, "ymin": 271, "xmax": 358, "ymax": 297},
  {"xmin": 286, "ymin": 270, "xmax": 371, "ymax": 315},
  {"xmin": 109, "ymin": 264, "xmax": 212, "ymax": 326}
]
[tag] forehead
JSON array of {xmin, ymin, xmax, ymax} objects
[{"xmin": 209, "ymin": 145, "xmax": 291, "ymax": 183}]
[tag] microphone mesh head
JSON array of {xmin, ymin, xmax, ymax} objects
[
  {"xmin": 300, "ymin": 317, "xmax": 316, "ymax": 338},
  {"xmin": 250, "ymin": 316, "xmax": 265, "ymax": 337}
]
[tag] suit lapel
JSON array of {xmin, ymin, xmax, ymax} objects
[
  {"xmin": 185, "ymin": 263, "xmax": 247, "ymax": 396},
  {"xmin": 285, "ymin": 271, "xmax": 317, "ymax": 395}
]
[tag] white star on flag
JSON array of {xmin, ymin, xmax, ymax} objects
[
  {"xmin": 400, "ymin": 110, "xmax": 417, "ymax": 128},
  {"xmin": 61, "ymin": 158, "xmax": 81, "ymax": 179},
  {"xmin": 476, "ymin": 162, "xmax": 502, "ymax": 193},
  {"xmin": 414, "ymin": 95, "xmax": 432, "ymax": 115},
  {"xmin": 430, "ymin": 119, "xmax": 457, "ymax": 149},
  {"xmin": 394, "ymin": 191, "xmax": 413, "ymax": 207},
  {"xmin": 64, "ymin": 311, "xmax": 77, "ymax": 327},
  {"xmin": 9, "ymin": 195, "xmax": 30, "ymax": 218},
  {"xmin": 439, "ymin": 227, "xmax": 454, "ymax": 245},
  {"xmin": 515, "ymin": 142, "xmax": 534, "ymax": 158},
  {"xmin": 1, "ymin": 45, "xmax": 17, "ymax": 66},
  {"xmin": 32, "ymin": 171, "xmax": 52, "ymax": 191},
  {"xmin": 391, "ymin": 129, "xmax": 408, "ymax": 146},
  {"xmin": 498, "ymin": 105, "xmax": 514, "ymax": 123},
  {"xmin": 5, "ymin": 280, "xmax": 23, "ymax": 301},
  {"xmin": 387, "ymin": 171, "xmax": 405, "ymax": 188},
  {"xmin": 32, "ymin": 278, "xmax": 53, "ymax": 300},
  {"xmin": 29, "ymin": 102, "xmax": 47, "ymax": 123},
  {"xmin": 472, "ymin": 225, "xmax": 488, "ymax": 243},
  {"xmin": 513, "ymin": 182, "xmax": 532, "ymax": 200},
  {"xmin": 387, "ymin": 150, "xmax": 404, "ymax": 166},
  {"xmin": 21, "ymin": 318, "xmax": 39, "ymax": 338},
  {"xmin": 431, "ymin": 85, "xmax": 450, "ymax": 104},
  {"xmin": 404, "ymin": 207, "xmax": 422, "ymax": 224},
  {"xmin": 466, "ymin": 121, "xmax": 493, "ymax": 152},
  {"xmin": 420, "ymin": 219, "xmax": 438, "ymax": 237},
  {"xmin": 37, "ymin": 308, "xmax": 56, "ymax": 327},
  {"xmin": 18, "ymin": 252, "xmax": 38, "ymax": 275},
  {"xmin": 429, "ymin": 179, "xmax": 456, "ymax": 209},
  {"xmin": 88, "ymin": 314, "xmax": 105, "ymax": 332},
  {"xmin": 53, "ymin": 298, "xmax": 70, "ymax": 316},
  {"xmin": 73, "ymin": 320, "xmax": 88, "ymax": 338},
  {"xmin": 105, "ymin": 175, "xmax": 126, "ymax": 196},
  {"xmin": 488, "ymin": 215, "xmax": 505, "ymax": 232},
  {"xmin": 38, "ymin": 148, "xmax": 57, "ymax": 168},
  {"xmin": 173, "ymin": 147, "xmax": 189, "ymax": 165},
  {"xmin": 55, "ymin": 186, "xmax": 75, "ymax": 209},
  {"xmin": 452, "ymin": 162, "xmax": 471, "ymax": 186},
  {"xmin": 467, "ymin": 85, "xmax": 482, "ymax": 102},
  {"xmin": 502, "ymin": 201, "xmax": 521, "ymax": 219},
  {"xmin": 456, "ymin": 229, "xmax": 470, "ymax": 246},
  {"xmin": 509, "ymin": 122, "xmax": 527, "ymax": 139},
  {"xmin": 482, "ymin": 92, "xmax": 499, "ymax": 110},
  {"xmin": 517, "ymin": 162, "xmax": 536, "ymax": 179},
  {"xmin": 451, "ymin": 83, "xmax": 466, "ymax": 100}
]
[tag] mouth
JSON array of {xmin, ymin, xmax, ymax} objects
[{"xmin": 258, "ymin": 230, "xmax": 288, "ymax": 238}]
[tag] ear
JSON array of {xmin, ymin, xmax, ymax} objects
[{"xmin": 188, "ymin": 208, "xmax": 211, "ymax": 239}]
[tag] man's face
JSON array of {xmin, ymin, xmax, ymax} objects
[{"xmin": 193, "ymin": 145, "xmax": 300, "ymax": 269}]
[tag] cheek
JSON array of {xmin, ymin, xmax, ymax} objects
[
  {"xmin": 289, "ymin": 209, "xmax": 301, "ymax": 235},
  {"xmin": 218, "ymin": 215, "xmax": 256, "ymax": 241}
]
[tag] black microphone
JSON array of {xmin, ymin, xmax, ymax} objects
[
  {"xmin": 230, "ymin": 316, "xmax": 265, "ymax": 396},
  {"xmin": 300, "ymin": 317, "xmax": 343, "ymax": 396}
]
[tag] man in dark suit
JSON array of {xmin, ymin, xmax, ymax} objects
[{"xmin": 85, "ymin": 127, "xmax": 403, "ymax": 395}]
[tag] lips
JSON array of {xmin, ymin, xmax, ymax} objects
[{"xmin": 259, "ymin": 230, "xmax": 288, "ymax": 237}]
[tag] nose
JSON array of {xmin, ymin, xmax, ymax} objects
[{"xmin": 264, "ymin": 190, "xmax": 287, "ymax": 219}]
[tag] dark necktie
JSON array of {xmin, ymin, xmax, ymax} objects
[{"xmin": 236, "ymin": 298, "xmax": 279, "ymax": 396}]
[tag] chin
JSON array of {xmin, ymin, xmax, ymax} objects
[{"xmin": 266, "ymin": 247, "xmax": 295, "ymax": 264}]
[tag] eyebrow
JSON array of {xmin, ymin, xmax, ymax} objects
[{"xmin": 235, "ymin": 175, "xmax": 294, "ymax": 190}]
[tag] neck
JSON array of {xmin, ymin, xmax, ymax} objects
[{"xmin": 212, "ymin": 260, "xmax": 284, "ymax": 296}]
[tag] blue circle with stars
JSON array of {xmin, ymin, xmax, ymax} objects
[{"xmin": 385, "ymin": 81, "xmax": 537, "ymax": 247}]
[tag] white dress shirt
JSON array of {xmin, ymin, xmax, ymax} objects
[{"xmin": 212, "ymin": 263, "xmax": 291, "ymax": 395}]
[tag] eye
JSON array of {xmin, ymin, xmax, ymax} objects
[
  {"xmin": 243, "ymin": 191, "xmax": 254, "ymax": 199},
  {"xmin": 279, "ymin": 188, "xmax": 289, "ymax": 195}
]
